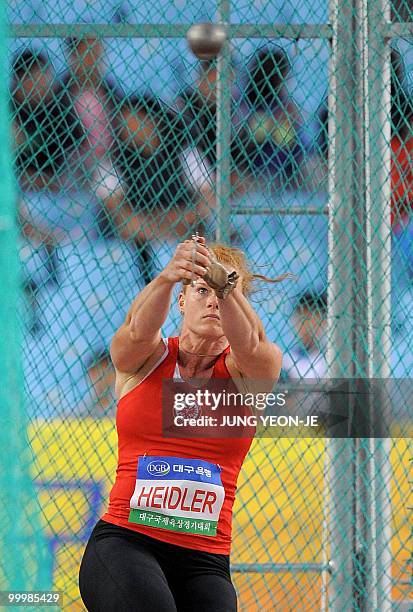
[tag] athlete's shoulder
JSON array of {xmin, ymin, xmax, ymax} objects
[{"xmin": 115, "ymin": 337, "xmax": 169, "ymax": 400}]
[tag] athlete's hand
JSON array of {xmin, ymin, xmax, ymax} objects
[{"xmin": 159, "ymin": 237, "xmax": 211, "ymax": 284}]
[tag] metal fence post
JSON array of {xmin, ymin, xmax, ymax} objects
[
  {"xmin": 326, "ymin": 0, "xmax": 369, "ymax": 608},
  {"xmin": 327, "ymin": 0, "xmax": 394, "ymax": 609},
  {"xmin": 365, "ymin": 0, "xmax": 393, "ymax": 609},
  {"xmin": 215, "ymin": 0, "xmax": 232, "ymax": 243},
  {"xmin": 0, "ymin": 0, "xmax": 49, "ymax": 589}
]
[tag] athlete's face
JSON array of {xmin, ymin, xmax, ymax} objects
[
  {"xmin": 179, "ymin": 269, "xmax": 241, "ymax": 338},
  {"xmin": 180, "ymin": 279, "xmax": 222, "ymax": 337}
]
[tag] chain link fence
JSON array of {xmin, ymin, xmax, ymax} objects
[{"xmin": 0, "ymin": 0, "xmax": 412, "ymax": 609}]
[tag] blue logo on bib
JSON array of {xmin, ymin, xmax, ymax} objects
[{"xmin": 147, "ymin": 460, "xmax": 170, "ymax": 477}]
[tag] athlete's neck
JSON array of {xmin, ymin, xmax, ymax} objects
[
  {"xmin": 177, "ymin": 334, "xmax": 228, "ymax": 371},
  {"xmin": 178, "ymin": 332, "xmax": 228, "ymax": 355}
]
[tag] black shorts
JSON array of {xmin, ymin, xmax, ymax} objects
[{"xmin": 79, "ymin": 519, "xmax": 237, "ymax": 612}]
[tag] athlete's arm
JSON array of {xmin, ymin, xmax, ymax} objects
[
  {"xmin": 217, "ymin": 285, "xmax": 282, "ymax": 386},
  {"xmin": 110, "ymin": 277, "xmax": 174, "ymax": 374},
  {"xmin": 110, "ymin": 239, "xmax": 210, "ymax": 374}
]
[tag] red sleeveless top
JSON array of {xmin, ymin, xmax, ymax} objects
[{"xmin": 101, "ymin": 336, "xmax": 255, "ymax": 554}]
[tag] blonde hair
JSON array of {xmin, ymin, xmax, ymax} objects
[{"xmin": 184, "ymin": 242, "xmax": 293, "ymax": 297}]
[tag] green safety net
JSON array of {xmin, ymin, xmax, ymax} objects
[{"xmin": 2, "ymin": 0, "xmax": 412, "ymax": 609}]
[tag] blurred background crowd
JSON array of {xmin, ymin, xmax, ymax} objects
[{"xmin": 7, "ymin": 0, "xmax": 413, "ymax": 417}]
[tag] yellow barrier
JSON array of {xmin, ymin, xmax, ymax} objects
[{"xmin": 29, "ymin": 420, "xmax": 412, "ymax": 611}]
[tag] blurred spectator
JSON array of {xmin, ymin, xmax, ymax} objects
[
  {"xmin": 177, "ymin": 59, "xmax": 240, "ymax": 170},
  {"xmin": 177, "ymin": 58, "xmax": 258, "ymax": 190},
  {"xmin": 11, "ymin": 48, "xmax": 82, "ymax": 190},
  {"xmin": 93, "ymin": 93, "xmax": 214, "ymax": 280},
  {"xmin": 11, "ymin": 48, "xmax": 82, "ymax": 318},
  {"xmin": 177, "ymin": 60, "xmax": 218, "ymax": 169},
  {"xmin": 391, "ymin": 47, "xmax": 413, "ymax": 300},
  {"xmin": 391, "ymin": 49, "xmax": 413, "ymax": 230},
  {"xmin": 313, "ymin": 50, "xmax": 413, "ymax": 232},
  {"xmin": 14, "ymin": 39, "xmax": 114, "ymax": 293},
  {"xmin": 241, "ymin": 45, "xmax": 305, "ymax": 187},
  {"xmin": 62, "ymin": 37, "xmax": 115, "ymax": 179},
  {"xmin": 291, "ymin": 98, "xmax": 329, "ymax": 194},
  {"xmin": 78, "ymin": 349, "xmax": 116, "ymax": 418},
  {"xmin": 390, "ymin": 49, "xmax": 413, "ymax": 297},
  {"xmin": 282, "ymin": 291, "xmax": 327, "ymax": 379}
]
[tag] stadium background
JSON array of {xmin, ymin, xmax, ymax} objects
[{"xmin": 0, "ymin": 0, "xmax": 412, "ymax": 609}]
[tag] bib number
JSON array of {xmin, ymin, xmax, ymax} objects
[{"xmin": 129, "ymin": 456, "xmax": 224, "ymax": 536}]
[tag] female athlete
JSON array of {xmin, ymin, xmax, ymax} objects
[{"xmin": 79, "ymin": 236, "xmax": 283, "ymax": 611}]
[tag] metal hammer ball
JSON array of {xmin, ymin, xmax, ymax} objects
[{"xmin": 186, "ymin": 23, "xmax": 226, "ymax": 60}]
